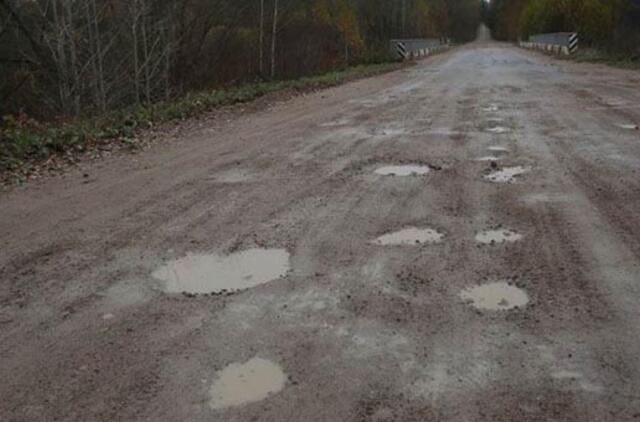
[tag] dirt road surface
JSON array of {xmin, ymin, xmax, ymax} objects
[{"xmin": 2, "ymin": 38, "xmax": 640, "ymax": 421}]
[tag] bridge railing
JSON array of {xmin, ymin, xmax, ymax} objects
[
  {"xmin": 390, "ymin": 38, "xmax": 450, "ymax": 60},
  {"xmin": 520, "ymin": 32, "xmax": 579, "ymax": 56}
]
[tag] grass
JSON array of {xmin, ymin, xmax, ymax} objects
[
  {"xmin": 0, "ymin": 62, "xmax": 402, "ymax": 173},
  {"xmin": 563, "ymin": 48, "xmax": 640, "ymax": 70}
]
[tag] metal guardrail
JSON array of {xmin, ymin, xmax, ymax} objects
[
  {"xmin": 390, "ymin": 38, "xmax": 450, "ymax": 60},
  {"xmin": 520, "ymin": 32, "xmax": 579, "ymax": 55}
]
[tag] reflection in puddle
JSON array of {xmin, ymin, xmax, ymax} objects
[
  {"xmin": 152, "ymin": 249, "xmax": 290, "ymax": 294},
  {"xmin": 375, "ymin": 165, "xmax": 431, "ymax": 176},
  {"xmin": 485, "ymin": 166, "xmax": 530, "ymax": 183},
  {"xmin": 209, "ymin": 357, "xmax": 287, "ymax": 410},
  {"xmin": 460, "ymin": 282, "xmax": 529, "ymax": 311},
  {"xmin": 375, "ymin": 227, "xmax": 444, "ymax": 246},
  {"xmin": 476, "ymin": 229, "xmax": 523, "ymax": 244}
]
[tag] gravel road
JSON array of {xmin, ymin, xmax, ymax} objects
[{"xmin": 2, "ymin": 39, "xmax": 640, "ymax": 421}]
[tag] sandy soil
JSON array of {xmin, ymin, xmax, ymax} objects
[{"xmin": 2, "ymin": 39, "xmax": 640, "ymax": 421}]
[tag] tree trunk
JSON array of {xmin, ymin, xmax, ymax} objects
[
  {"xmin": 259, "ymin": 0, "xmax": 264, "ymax": 76},
  {"xmin": 132, "ymin": 0, "xmax": 141, "ymax": 105},
  {"xmin": 91, "ymin": 0, "xmax": 106, "ymax": 111},
  {"xmin": 270, "ymin": 0, "xmax": 278, "ymax": 79}
]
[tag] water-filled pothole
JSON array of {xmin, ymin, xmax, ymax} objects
[
  {"xmin": 152, "ymin": 249, "xmax": 290, "ymax": 294},
  {"xmin": 486, "ymin": 126, "xmax": 510, "ymax": 134},
  {"xmin": 460, "ymin": 282, "xmax": 529, "ymax": 311},
  {"xmin": 485, "ymin": 166, "xmax": 530, "ymax": 183},
  {"xmin": 374, "ymin": 165, "xmax": 431, "ymax": 176},
  {"xmin": 212, "ymin": 169, "xmax": 254, "ymax": 183},
  {"xmin": 474, "ymin": 156, "xmax": 502, "ymax": 162},
  {"xmin": 618, "ymin": 123, "xmax": 639, "ymax": 130},
  {"xmin": 209, "ymin": 357, "xmax": 287, "ymax": 410},
  {"xmin": 476, "ymin": 229, "xmax": 523, "ymax": 244},
  {"xmin": 488, "ymin": 146, "xmax": 509, "ymax": 153},
  {"xmin": 320, "ymin": 118, "xmax": 351, "ymax": 128},
  {"xmin": 482, "ymin": 104, "xmax": 500, "ymax": 112},
  {"xmin": 374, "ymin": 227, "xmax": 444, "ymax": 246}
]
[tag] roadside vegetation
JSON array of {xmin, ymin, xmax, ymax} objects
[
  {"xmin": 485, "ymin": 0, "xmax": 640, "ymax": 63},
  {"xmin": 0, "ymin": 63, "xmax": 402, "ymax": 173},
  {"xmin": 0, "ymin": 0, "xmax": 481, "ymax": 175}
]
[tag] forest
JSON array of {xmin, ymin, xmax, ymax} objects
[
  {"xmin": 486, "ymin": 0, "xmax": 640, "ymax": 53},
  {"xmin": 0, "ymin": 0, "xmax": 481, "ymax": 119}
]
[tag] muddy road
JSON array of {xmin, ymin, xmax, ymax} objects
[{"xmin": 2, "ymin": 40, "xmax": 640, "ymax": 421}]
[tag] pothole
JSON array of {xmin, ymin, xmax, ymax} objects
[
  {"xmin": 209, "ymin": 357, "xmax": 287, "ymax": 410},
  {"xmin": 212, "ymin": 169, "xmax": 254, "ymax": 183},
  {"xmin": 374, "ymin": 227, "xmax": 444, "ymax": 246},
  {"xmin": 152, "ymin": 249, "xmax": 290, "ymax": 294},
  {"xmin": 320, "ymin": 118, "xmax": 351, "ymax": 128},
  {"xmin": 486, "ymin": 126, "xmax": 510, "ymax": 134},
  {"xmin": 618, "ymin": 123, "xmax": 639, "ymax": 130},
  {"xmin": 476, "ymin": 229, "xmax": 523, "ymax": 244},
  {"xmin": 488, "ymin": 146, "xmax": 509, "ymax": 152},
  {"xmin": 374, "ymin": 165, "xmax": 431, "ymax": 176},
  {"xmin": 482, "ymin": 104, "xmax": 500, "ymax": 112},
  {"xmin": 460, "ymin": 282, "xmax": 529, "ymax": 311},
  {"xmin": 474, "ymin": 156, "xmax": 502, "ymax": 162},
  {"xmin": 485, "ymin": 166, "xmax": 530, "ymax": 183}
]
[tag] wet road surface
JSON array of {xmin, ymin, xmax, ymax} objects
[{"xmin": 2, "ymin": 40, "xmax": 640, "ymax": 421}]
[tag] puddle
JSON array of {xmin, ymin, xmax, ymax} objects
[
  {"xmin": 320, "ymin": 118, "xmax": 351, "ymax": 128},
  {"xmin": 488, "ymin": 146, "xmax": 509, "ymax": 152},
  {"xmin": 460, "ymin": 282, "xmax": 529, "ymax": 311},
  {"xmin": 618, "ymin": 123, "xmax": 639, "ymax": 130},
  {"xmin": 482, "ymin": 104, "xmax": 500, "ymax": 112},
  {"xmin": 374, "ymin": 227, "xmax": 444, "ymax": 246},
  {"xmin": 485, "ymin": 166, "xmax": 530, "ymax": 183},
  {"xmin": 152, "ymin": 249, "xmax": 290, "ymax": 294},
  {"xmin": 374, "ymin": 165, "xmax": 431, "ymax": 176},
  {"xmin": 486, "ymin": 126, "xmax": 510, "ymax": 134},
  {"xmin": 212, "ymin": 169, "xmax": 254, "ymax": 183},
  {"xmin": 476, "ymin": 229, "xmax": 523, "ymax": 244},
  {"xmin": 474, "ymin": 156, "xmax": 502, "ymax": 162},
  {"xmin": 209, "ymin": 357, "xmax": 286, "ymax": 410}
]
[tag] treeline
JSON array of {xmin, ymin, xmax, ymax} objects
[
  {"xmin": 1, "ymin": 0, "xmax": 480, "ymax": 119},
  {"xmin": 486, "ymin": 0, "xmax": 640, "ymax": 53}
]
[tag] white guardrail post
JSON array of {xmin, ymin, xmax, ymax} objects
[
  {"xmin": 390, "ymin": 38, "xmax": 450, "ymax": 61},
  {"xmin": 519, "ymin": 32, "xmax": 578, "ymax": 56}
]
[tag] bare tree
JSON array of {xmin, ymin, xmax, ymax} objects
[{"xmin": 270, "ymin": 0, "xmax": 278, "ymax": 78}]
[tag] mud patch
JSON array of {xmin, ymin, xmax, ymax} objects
[
  {"xmin": 485, "ymin": 166, "xmax": 530, "ymax": 183},
  {"xmin": 374, "ymin": 227, "xmax": 444, "ymax": 246},
  {"xmin": 460, "ymin": 282, "xmax": 529, "ymax": 311},
  {"xmin": 375, "ymin": 165, "xmax": 430, "ymax": 176},
  {"xmin": 475, "ymin": 229, "xmax": 523, "ymax": 244},
  {"xmin": 152, "ymin": 249, "xmax": 290, "ymax": 294},
  {"xmin": 209, "ymin": 357, "xmax": 287, "ymax": 410}
]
